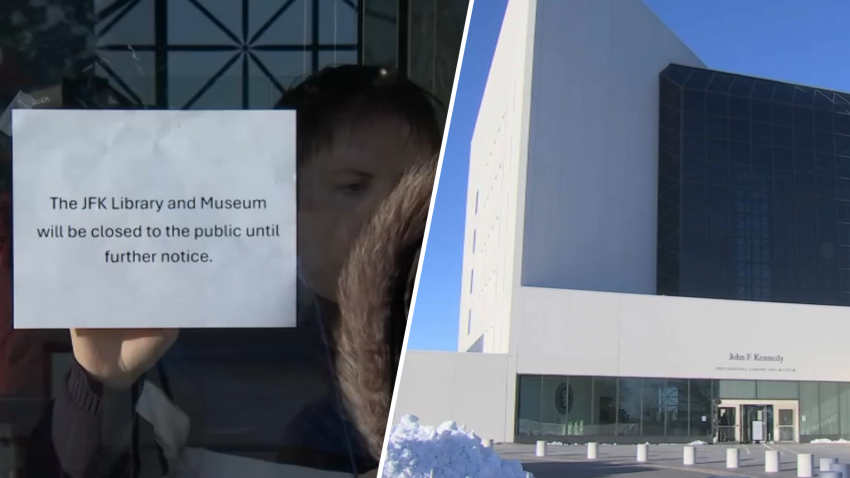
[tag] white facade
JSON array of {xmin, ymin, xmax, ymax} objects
[
  {"xmin": 512, "ymin": 287, "xmax": 850, "ymax": 383},
  {"xmin": 397, "ymin": 288, "xmax": 850, "ymax": 441},
  {"xmin": 458, "ymin": 0, "xmax": 706, "ymax": 355},
  {"xmin": 395, "ymin": 0, "xmax": 850, "ymax": 443},
  {"xmin": 457, "ymin": 0, "xmax": 536, "ymax": 354}
]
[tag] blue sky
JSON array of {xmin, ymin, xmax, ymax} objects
[{"xmin": 408, "ymin": 0, "xmax": 850, "ymax": 352}]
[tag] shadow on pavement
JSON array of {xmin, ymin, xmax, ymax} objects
[{"xmin": 522, "ymin": 461, "xmax": 666, "ymax": 478}]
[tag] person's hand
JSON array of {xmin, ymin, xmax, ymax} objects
[{"xmin": 69, "ymin": 328, "xmax": 179, "ymax": 390}]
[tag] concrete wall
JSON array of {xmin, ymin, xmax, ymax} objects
[
  {"xmin": 515, "ymin": 286, "xmax": 850, "ymax": 383},
  {"xmin": 519, "ymin": 0, "xmax": 705, "ymax": 294},
  {"xmin": 458, "ymin": 0, "xmax": 537, "ymax": 353},
  {"xmin": 392, "ymin": 351, "xmax": 515, "ymax": 442}
]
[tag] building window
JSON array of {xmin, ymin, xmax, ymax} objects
[
  {"xmin": 472, "ymin": 230, "xmax": 476, "ymax": 254},
  {"xmin": 470, "ymin": 269, "xmax": 474, "ymax": 294},
  {"xmin": 516, "ymin": 375, "xmax": 717, "ymax": 441},
  {"xmin": 475, "ymin": 190, "xmax": 479, "ymax": 215},
  {"xmin": 467, "ymin": 309, "xmax": 472, "ymax": 334}
]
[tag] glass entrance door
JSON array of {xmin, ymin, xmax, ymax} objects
[
  {"xmin": 717, "ymin": 407, "xmax": 737, "ymax": 442},
  {"xmin": 777, "ymin": 408, "xmax": 796, "ymax": 442},
  {"xmin": 717, "ymin": 400, "xmax": 799, "ymax": 443},
  {"xmin": 741, "ymin": 404, "xmax": 774, "ymax": 443}
]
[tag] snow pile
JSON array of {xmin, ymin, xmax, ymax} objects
[
  {"xmin": 382, "ymin": 415, "xmax": 531, "ymax": 478},
  {"xmin": 811, "ymin": 438, "xmax": 850, "ymax": 444}
]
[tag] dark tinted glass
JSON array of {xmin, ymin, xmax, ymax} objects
[{"xmin": 659, "ymin": 64, "xmax": 850, "ymax": 307}]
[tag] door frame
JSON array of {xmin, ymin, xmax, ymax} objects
[{"xmin": 717, "ymin": 399, "xmax": 800, "ymax": 443}]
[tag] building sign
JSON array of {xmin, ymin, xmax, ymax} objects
[
  {"xmin": 728, "ymin": 353, "xmax": 785, "ymax": 363},
  {"xmin": 714, "ymin": 352, "xmax": 797, "ymax": 374}
]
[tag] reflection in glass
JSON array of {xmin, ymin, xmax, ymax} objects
[
  {"xmin": 363, "ymin": 0, "xmax": 398, "ymax": 67},
  {"xmin": 593, "ymin": 377, "xmax": 617, "ymax": 436},
  {"xmin": 515, "ymin": 375, "xmax": 850, "ymax": 442},
  {"xmin": 516, "ymin": 375, "xmax": 542, "ymax": 436},
  {"xmin": 757, "ymin": 381, "xmax": 798, "ymax": 399},
  {"xmin": 719, "ymin": 380, "xmax": 757, "ymax": 399},
  {"xmin": 641, "ymin": 379, "xmax": 666, "ymax": 436},
  {"xmin": 0, "ymin": 0, "xmax": 462, "ymax": 113},
  {"xmin": 821, "ymin": 382, "xmax": 840, "ymax": 435},
  {"xmin": 540, "ymin": 375, "xmax": 567, "ymax": 437},
  {"xmin": 840, "ymin": 384, "xmax": 850, "ymax": 437},
  {"xmin": 665, "ymin": 379, "xmax": 689, "ymax": 437},
  {"xmin": 800, "ymin": 382, "xmax": 821, "ymax": 436},
  {"xmin": 689, "ymin": 379, "xmax": 714, "ymax": 438},
  {"xmin": 568, "ymin": 377, "xmax": 593, "ymax": 437},
  {"xmin": 617, "ymin": 378, "xmax": 642, "ymax": 436},
  {"xmin": 778, "ymin": 408, "xmax": 795, "ymax": 441},
  {"xmin": 409, "ymin": 0, "xmax": 467, "ymax": 125}
]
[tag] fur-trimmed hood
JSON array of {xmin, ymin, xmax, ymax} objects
[{"xmin": 335, "ymin": 158, "xmax": 436, "ymax": 460}]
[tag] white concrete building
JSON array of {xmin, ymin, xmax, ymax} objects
[{"xmin": 395, "ymin": 0, "xmax": 850, "ymax": 445}]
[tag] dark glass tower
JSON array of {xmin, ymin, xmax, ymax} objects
[{"xmin": 657, "ymin": 64, "xmax": 850, "ymax": 306}]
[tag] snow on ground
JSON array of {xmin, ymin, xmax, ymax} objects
[
  {"xmin": 383, "ymin": 415, "xmax": 532, "ymax": 478},
  {"xmin": 811, "ymin": 438, "xmax": 850, "ymax": 444}
]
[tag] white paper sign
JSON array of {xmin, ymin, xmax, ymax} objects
[{"xmin": 12, "ymin": 109, "xmax": 297, "ymax": 329}]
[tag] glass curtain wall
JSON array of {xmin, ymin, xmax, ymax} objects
[
  {"xmin": 0, "ymin": 0, "xmax": 466, "ymax": 112},
  {"xmin": 517, "ymin": 374, "xmax": 850, "ymax": 443},
  {"xmin": 517, "ymin": 375, "xmax": 716, "ymax": 443},
  {"xmin": 657, "ymin": 64, "xmax": 850, "ymax": 306}
]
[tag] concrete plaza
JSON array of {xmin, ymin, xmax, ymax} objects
[{"xmin": 496, "ymin": 442, "xmax": 850, "ymax": 478}]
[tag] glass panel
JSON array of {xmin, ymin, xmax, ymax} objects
[
  {"xmin": 778, "ymin": 409, "xmax": 795, "ymax": 442},
  {"xmin": 840, "ymin": 384, "xmax": 850, "ymax": 437},
  {"xmin": 642, "ymin": 379, "xmax": 666, "ymax": 436},
  {"xmin": 363, "ymin": 0, "xmax": 398, "ymax": 66},
  {"xmin": 689, "ymin": 379, "xmax": 713, "ymax": 438},
  {"xmin": 800, "ymin": 382, "xmax": 821, "ymax": 436},
  {"xmin": 683, "ymin": 89, "xmax": 706, "ymax": 114},
  {"xmin": 567, "ymin": 377, "xmax": 593, "ymax": 437},
  {"xmin": 516, "ymin": 375, "xmax": 542, "ymax": 437},
  {"xmin": 757, "ymin": 381, "xmax": 799, "ymax": 399},
  {"xmin": 821, "ymin": 382, "xmax": 840, "ymax": 435},
  {"xmin": 717, "ymin": 407, "xmax": 737, "ymax": 442},
  {"xmin": 319, "ymin": 0, "xmax": 358, "ymax": 43},
  {"xmin": 719, "ymin": 380, "xmax": 757, "ymax": 399},
  {"xmin": 409, "ymin": 0, "xmax": 468, "ymax": 116},
  {"xmin": 593, "ymin": 377, "xmax": 618, "ymax": 436},
  {"xmin": 666, "ymin": 379, "xmax": 689, "ymax": 437},
  {"xmin": 540, "ymin": 375, "xmax": 568, "ymax": 438},
  {"xmin": 618, "ymin": 378, "xmax": 642, "ymax": 437}
]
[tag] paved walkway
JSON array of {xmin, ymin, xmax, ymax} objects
[{"xmin": 495, "ymin": 442, "xmax": 850, "ymax": 478}]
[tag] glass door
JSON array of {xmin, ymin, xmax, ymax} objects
[
  {"xmin": 717, "ymin": 406, "xmax": 737, "ymax": 442},
  {"xmin": 741, "ymin": 404, "xmax": 774, "ymax": 443},
  {"xmin": 777, "ymin": 408, "xmax": 796, "ymax": 442}
]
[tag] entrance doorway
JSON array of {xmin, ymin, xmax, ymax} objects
[
  {"xmin": 715, "ymin": 399, "xmax": 799, "ymax": 443},
  {"xmin": 741, "ymin": 404, "xmax": 772, "ymax": 443},
  {"xmin": 717, "ymin": 406, "xmax": 736, "ymax": 443}
]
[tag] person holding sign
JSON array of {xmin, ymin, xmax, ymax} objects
[{"xmin": 23, "ymin": 65, "xmax": 440, "ymax": 478}]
